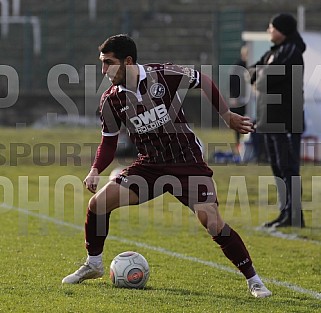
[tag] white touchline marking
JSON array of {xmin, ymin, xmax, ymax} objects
[
  {"xmin": 2, "ymin": 203, "xmax": 321, "ymax": 300},
  {"xmin": 255, "ymin": 226, "xmax": 321, "ymax": 246}
]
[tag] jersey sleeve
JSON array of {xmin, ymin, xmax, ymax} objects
[
  {"xmin": 163, "ymin": 64, "xmax": 200, "ymax": 90},
  {"xmin": 92, "ymin": 135, "xmax": 118, "ymax": 174},
  {"xmin": 199, "ymin": 73, "xmax": 229, "ymax": 115},
  {"xmin": 100, "ymin": 94, "xmax": 122, "ymax": 137}
]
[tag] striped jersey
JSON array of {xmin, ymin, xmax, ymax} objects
[{"xmin": 100, "ymin": 63, "xmax": 204, "ymax": 164}]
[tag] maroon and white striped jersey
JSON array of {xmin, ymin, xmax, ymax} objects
[{"xmin": 99, "ymin": 63, "xmax": 205, "ymax": 164}]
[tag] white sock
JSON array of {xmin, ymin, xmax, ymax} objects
[
  {"xmin": 247, "ymin": 274, "xmax": 263, "ymax": 286},
  {"xmin": 87, "ymin": 253, "xmax": 103, "ymax": 267}
]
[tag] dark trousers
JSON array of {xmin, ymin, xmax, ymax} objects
[{"xmin": 264, "ymin": 133, "xmax": 302, "ymax": 220}]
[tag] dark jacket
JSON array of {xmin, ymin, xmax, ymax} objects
[{"xmin": 249, "ymin": 32, "xmax": 306, "ymax": 133}]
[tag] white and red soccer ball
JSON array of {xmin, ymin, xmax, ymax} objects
[{"xmin": 110, "ymin": 251, "xmax": 150, "ymax": 289}]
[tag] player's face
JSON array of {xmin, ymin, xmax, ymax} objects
[
  {"xmin": 267, "ymin": 23, "xmax": 286, "ymax": 44},
  {"xmin": 100, "ymin": 52, "xmax": 126, "ymax": 85}
]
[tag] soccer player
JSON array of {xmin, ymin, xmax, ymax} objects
[{"xmin": 62, "ymin": 34, "xmax": 272, "ymax": 298}]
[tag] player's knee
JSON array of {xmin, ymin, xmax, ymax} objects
[
  {"xmin": 195, "ymin": 203, "xmax": 224, "ymax": 236},
  {"xmin": 88, "ymin": 195, "xmax": 97, "ymax": 212},
  {"xmin": 195, "ymin": 208, "xmax": 207, "ymax": 228}
]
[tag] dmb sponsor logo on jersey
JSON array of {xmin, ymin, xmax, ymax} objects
[{"xmin": 129, "ymin": 104, "xmax": 171, "ymax": 134}]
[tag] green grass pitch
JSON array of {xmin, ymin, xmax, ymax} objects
[{"xmin": 0, "ymin": 127, "xmax": 320, "ymax": 312}]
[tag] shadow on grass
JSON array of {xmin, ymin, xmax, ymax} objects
[{"xmin": 92, "ymin": 280, "xmax": 205, "ymax": 296}]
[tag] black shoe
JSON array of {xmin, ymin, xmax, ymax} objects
[
  {"xmin": 274, "ymin": 216, "xmax": 292, "ymax": 228},
  {"xmin": 274, "ymin": 212, "xmax": 305, "ymax": 228},
  {"xmin": 263, "ymin": 212, "xmax": 286, "ymax": 228}
]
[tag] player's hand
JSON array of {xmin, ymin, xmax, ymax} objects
[
  {"xmin": 83, "ymin": 168, "xmax": 100, "ymax": 193},
  {"xmin": 222, "ymin": 110, "xmax": 254, "ymax": 134}
]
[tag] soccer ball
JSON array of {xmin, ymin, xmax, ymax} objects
[{"xmin": 109, "ymin": 251, "xmax": 150, "ymax": 289}]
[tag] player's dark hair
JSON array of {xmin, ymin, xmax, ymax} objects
[{"xmin": 99, "ymin": 34, "xmax": 137, "ymax": 63}]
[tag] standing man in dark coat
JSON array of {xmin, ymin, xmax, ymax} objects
[{"xmin": 250, "ymin": 13, "xmax": 306, "ymax": 228}]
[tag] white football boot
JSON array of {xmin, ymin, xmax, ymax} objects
[
  {"xmin": 248, "ymin": 281, "xmax": 272, "ymax": 298},
  {"xmin": 62, "ymin": 262, "xmax": 104, "ymax": 284}
]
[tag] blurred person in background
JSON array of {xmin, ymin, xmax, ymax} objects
[
  {"xmin": 249, "ymin": 13, "xmax": 306, "ymax": 228},
  {"xmin": 229, "ymin": 45, "xmax": 249, "ymax": 152}
]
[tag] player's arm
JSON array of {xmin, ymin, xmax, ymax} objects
[
  {"xmin": 199, "ymin": 73, "xmax": 253, "ymax": 134},
  {"xmin": 84, "ymin": 134, "xmax": 118, "ymax": 193}
]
